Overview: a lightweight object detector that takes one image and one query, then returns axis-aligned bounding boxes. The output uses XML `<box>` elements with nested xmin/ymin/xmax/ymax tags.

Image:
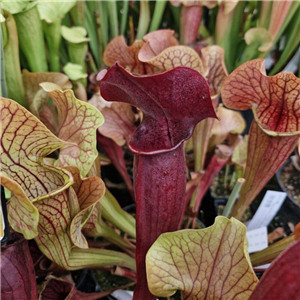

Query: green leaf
<box><xmin>68</xmin><ymin>247</ymin><xmax>136</xmax><ymax>271</ymax></box>
<box><xmin>0</xmin><ymin>14</ymin><xmax>5</xmax><ymax>22</ymax></box>
<box><xmin>1</xmin><ymin>1</ymin><xmax>30</xmax><ymax>14</ymax></box>
<box><xmin>239</xmin><ymin>27</ymin><xmax>273</xmax><ymax>65</ymax></box>
<box><xmin>61</xmin><ymin>25</ymin><xmax>90</xmax><ymax>85</ymax></box>
<box><xmin>36</xmin><ymin>1</ymin><xmax>76</xmax><ymax>23</ymax></box>
<box><xmin>2</xmin><ymin>10</ymin><xmax>26</xmax><ymax>106</ymax></box>
<box><xmin>63</xmin><ymin>63</ymin><xmax>87</xmax><ymax>81</ymax></box>
<box><xmin>83</xmin><ymin>2</ymin><xmax>100</xmax><ymax>68</ymax></box>
<box><xmin>146</xmin><ymin>216</ymin><xmax>258</xmax><ymax>299</ymax></box>
<box><xmin>250</xmin><ymin>234</ymin><xmax>296</xmax><ymax>267</ymax></box>
<box><xmin>269</xmin><ymin>5</ymin><xmax>300</xmax><ymax>75</ymax></box>
<box><xmin>106</xmin><ymin>0</ymin><xmax>119</xmax><ymax>38</ymax></box>
<box><xmin>83</xmin><ymin>201</ymin><xmax>135</xmax><ymax>251</ymax></box>
<box><xmin>61</xmin><ymin>25</ymin><xmax>90</xmax><ymax>43</ymax></box>
<box><xmin>14</xmin><ymin>4</ymin><xmax>48</xmax><ymax>72</ymax></box>
<box><xmin>100</xmin><ymin>190</ymin><xmax>136</xmax><ymax>239</ymax></box>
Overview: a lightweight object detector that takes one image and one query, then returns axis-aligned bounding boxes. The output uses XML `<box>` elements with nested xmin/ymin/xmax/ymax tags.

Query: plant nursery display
<box><xmin>1</xmin><ymin>1</ymin><xmax>300</xmax><ymax>300</ymax></box>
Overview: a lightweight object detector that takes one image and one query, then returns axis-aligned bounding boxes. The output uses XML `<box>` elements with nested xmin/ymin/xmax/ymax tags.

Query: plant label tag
<box><xmin>254</xmin><ymin>263</ymin><xmax>271</xmax><ymax>270</ymax></box>
<box><xmin>246</xmin><ymin>226</ymin><xmax>268</xmax><ymax>253</ymax></box>
<box><xmin>246</xmin><ymin>190</ymin><xmax>287</xmax><ymax>231</ymax></box>
<box><xmin>111</xmin><ymin>290</ymin><xmax>158</xmax><ymax>300</ymax></box>
<box><xmin>111</xmin><ymin>290</ymin><xmax>133</xmax><ymax>300</ymax></box>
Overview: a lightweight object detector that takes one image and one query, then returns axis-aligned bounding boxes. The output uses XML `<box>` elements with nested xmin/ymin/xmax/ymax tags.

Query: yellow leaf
<box><xmin>1</xmin><ymin>97</ymin><xmax>73</xmax><ymax>201</ymax></box>
<box><xmin>23</xmin><ymin>69</ymin><xmax>71</xmax><ymax>116</ymax></box>
<box><xmin>0</xmin><ymin>174</ymin><xmax>39</xmax><ymax>239</ymax></box>
<box><xmin>146</xmin><ymin>216</ymin><xmax>258</xmax><ymax>299</ymax></box>
<box><xmin>65</xmin><ymin>166</ymin><xmax>105</xmax><ymax>249</ymax></box>
<box><xmin>139</xmin><ymin>45</ymin><xmax>206</xmax><ymax>75</ymax></box>
<box><xmin>40</xmin><ymin>84</ymin><xmax>104</xmax><ymax>177</ymax></box>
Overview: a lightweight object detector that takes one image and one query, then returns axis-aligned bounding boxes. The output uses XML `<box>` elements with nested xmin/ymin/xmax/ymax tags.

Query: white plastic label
<box><xmin>111</xmin><ymin>290</ymin><xmax>133</xmax><ymax>300</ymax></box>
<box><xmin>246</xmin><ymin>190</ymin><xmax>287</xmax><ymax>231</ymax></box>
<box><xmin>111</xmin><ymin>290</ymin><xmax>157</xmax><ymax>300</ymax></box>
<box><xmin>254</xmin><ymin>263</ymin><xmax>271</xmax><ymax>270</ymax></box>
<box><xmin>246</xmin><ymin>226</ymin><xmax>268</xmax><ymax>253</ymax></box>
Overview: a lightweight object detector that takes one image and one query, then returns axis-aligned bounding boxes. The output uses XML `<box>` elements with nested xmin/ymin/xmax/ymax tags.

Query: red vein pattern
<box><xmin>201</xmin><ymin>45</ymin><xmax>228</xmax><ymax>97</ymax></box>
<box><xmin>103</xmin><ymin>36</ymin><xmax>156</xmax><ymax>75</ymax></box>
<box><xmin>1</xmin><ymin>98</ymin><xmax>71</xmax><ymax>200</ymax></box>
<box><xmin>1</xmin><ymin>97</ymin><xmax>134</xmax><ymax>272</ymax></box>
<box><xmin>23</xmin><ymin>69</ymin><xmax>71</xmax><ymax>116</ymax></box>
<box><xmin>140</xmin><ymin>29</ymin><xmax>179</xmax><ymax>61</ymax></box>
<box><xmin>221</xmin><ymin>59</ymin><xmax>300</xmax><ymax>219</ymax></box>
<box><xmin>1</xmin><ymin>234</ymin><xmax>38</xmax><ymax>300</ymax></box>
<box><xmin>34</xmin><ymin>191</ymin><xmax>73</xmax><ymax>269</ymax></box>
<box><xmin>140</xmin><ymin>45</ymin><xmax>206</xmax><ymax>75</ymax></box>
<box><xmin>0</xmin><ymin>175</ymin><xmax>39</xmax><ymax>239</ymax></box>
<box><xmin>99</xmin><ymin>62</ymin><xmax>217</xmax><ymax>299</ymax></box>
<box><xmin>231</xmin><ymin>122</ymin><xmax>299</xmax><ymax>219</ymax></box>
<box><xmin>67</xmin><ymin>166</ymin><xmax>105</xmax><ymax>249</ymax></box>
<box><xmin>221</xmin><ymin>59</ymin><xmax>300</xmax><ymax>134</ymax></box>
<box><xmin>97</xmin><ymin>102</ymin><xmax>136</xmax><ymax>146</ymax></box>
<box><xmin>100</xmin><ymin>62</ymin><xmax>216</xmax><ymax>155</ymax></box>
<box><xmin>146</xmin><ymin>217</ymin><xmax>258</xmax><ymax>299</ymax></box>
<box><xmin>41</xmin><ymin>87</ymin><xmax>104</xmax><ymax>177</ymax></box>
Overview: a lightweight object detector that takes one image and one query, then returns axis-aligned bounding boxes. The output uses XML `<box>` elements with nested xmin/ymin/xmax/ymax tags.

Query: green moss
<box><xmin>95</xmin><ymin>269</ymin><xmax>135</xmax><ymax>291</ymax></box>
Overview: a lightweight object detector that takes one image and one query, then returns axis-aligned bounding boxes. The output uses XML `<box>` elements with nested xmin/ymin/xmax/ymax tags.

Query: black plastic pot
<box><xmin>198</xmin><ymin>189</ymin><xmax>218</xmax><ymax>227</ymax></box>
<box><xmin>1</xmin><ymin>185</ymin><xmax>10</xmax><ymax>243</ymax></box>
<box><xmin>75</xmin><ymin>269</ymin><xmax>116</xmax><ymax>300</ymax></box>
<box><xmin>101</xmin><ymin>164</ymin><xmax>134</xmax><ymax>208</ymax></box>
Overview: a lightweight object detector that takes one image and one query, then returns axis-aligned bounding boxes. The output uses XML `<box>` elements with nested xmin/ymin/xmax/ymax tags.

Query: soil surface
<box><xmin>278</xmin><ymin>159</ymin><xmax>300</xmax><ymax>206</ymax></box>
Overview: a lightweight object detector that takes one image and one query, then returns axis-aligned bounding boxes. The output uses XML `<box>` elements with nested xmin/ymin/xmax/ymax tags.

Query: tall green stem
<box><xmin>14</xmin><ymin>4</ymin><xmax>48</xmax><ymax>72</ymax></box>
<box><xmin>169</xmin><ymin>2</ymin><xmax>181</xmax><ymax>34</ymax></box>
<box><xmin>107</xmin><ymin>0</ymin><xmax>119</xmax><ymax>38</ymax></box>
<box><xmin>257</xmin><ymin>1</ymin><xmax>272</xmax><ymax>28</ymax></box>
<box><xmin>219</xmin><ymin>1</ymin><xmax>246</xmax><ymax>72</ymax></box>
<box><xmin>43</xmin><ymin>20</ymin><xmax>61</xmax><ymax>72</ymax></box>
<box><xmin>96</xmin><ymin>1</ymin><xmax>108</xmax><ymax>52</ymax></box>
<box><xmin>120</xmin><ymin>0</ymin><xmax>129</xmax><ymax>35</ymax></box>
<box><xmin>95</xmin><ymin>12</ymin><xmax>103</xmax><ymax>68</ymax></box>
<box><xmin>269</xmin><ymin>5</ymin><xmax>300</xmax><ymax>75</ymax></box>
<box><xmin>1</xmin><ymin>24</ymin><xmax>7</xmax><ymax>98</ymax></box>
<box><xmin>0</xmin><ymin>25</ymin><xmax>9</xmax><ymax>242</ymax></box>
<box><xmin>70</xmin><ymin>1</ymin><xmax>85</xmax><ymax>26</ymax></box>
<box><xmin>84</xmin><ymin>2</ymin><xmax>100</xmax><ymax>68</ymax></box>
<box><xmin>136</xmin><ymin>0</ymin><xmax>150</xmax><ymax>39</ymax></box>
<box><xmin>222</xmin><ymin>178</ymin><xmax>245</xmax><ymax>218</ymax></box>
<box><xmin>263</xmin><ymin>1</ymin><xmax>300</xmax><ymax>65</ymax></box>
<box><xmin>149</xmin><ymin>1</ymin><xmax>167</xmax><ymax>32</ymax></box>
<box><xmin>2</xmin><ymin>10</ymin><xmax>26</xmax><ymax>106</ymax></box>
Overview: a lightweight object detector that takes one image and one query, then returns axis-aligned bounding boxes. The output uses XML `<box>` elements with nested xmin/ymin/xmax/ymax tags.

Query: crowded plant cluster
<box><xmin>1</xmin><ymin>1</ymin><xmax>300</xmax><ymax>300</ymax></box>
